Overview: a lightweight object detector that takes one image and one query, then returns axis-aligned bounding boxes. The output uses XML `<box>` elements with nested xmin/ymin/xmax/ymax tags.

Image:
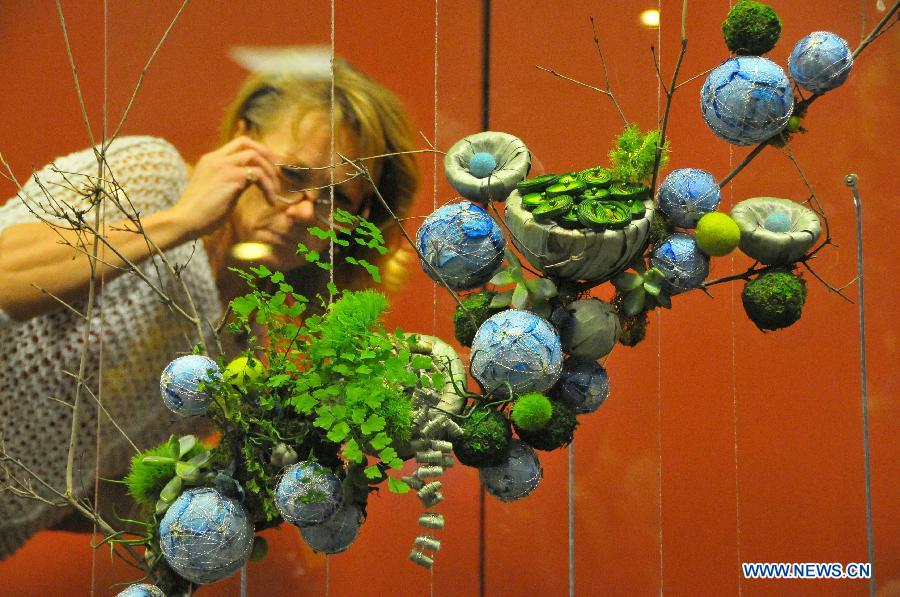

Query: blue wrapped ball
<box><xmin>469</xmin><ymin>151</ymin><xmax>498</xmax><ymax>178</ymax></box>
<box><xmin>479</xmin><ymin>439</ymin><xmax>543</xmax><ymax>502</ymax></box>
<box><xmin>159</xmin><ymin>355</ymin><xmax>220</xmax><ymax>417</ymax></box>
<box><xmin>158</xmin><ymin>488</ymin><xmax>254</xmax><ymax>585</ymax></box>
<box><xmin>275</xmin><ymin>462</ymin><xmax>343</xmax><ymax>528</ymax></box>
<box><xmin>470</xmin><ymin>309</ymin><xmax>563</xmax><ymax>396</ymax></box>
<box><xmin>763</xmin><ymin>211</ymin><xmax>791</xmax><ymax>233</ymax></box>
<box><xmin>701</xmin><ymin>57</ymin><xmax>794</xmax><ymax>146</ymax></box>
<box><xmin>300</xmin><ymin>503</ymin><xmax>364</xmax><ymax>554</ymax></box>
<box><xmin>650</xmin><ymin>233</ymin><xmax>710</xmax><ymax>294</ymax></box>
<box><xmin>116</xmin><ymin>584</ymin><xmax>165</xmax><ymax>597</ymax></box>
<box><xmin>552</xmin><ymin>358</ymin><xmax>610</xmax><ymax>415</ymax></box>
<box><xmin>658</xmin><ymin>169</ymin><xmax>722</xmax><ymax>228</ymax></box>
<box><xmin>788</xmin><ymin>31</ymin><xmax>853</xmax><ymax>94</ymax></box>
<box><xmin>417</xmin><ymin>201</ymin><xmax>506</xmax><ymax>290</ymax></box>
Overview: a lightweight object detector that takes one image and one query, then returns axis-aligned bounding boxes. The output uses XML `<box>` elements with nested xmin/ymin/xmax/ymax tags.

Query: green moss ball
<box><xmin>649</xmin><ymin>211</ymin><xmax>676</xmax><ymax>249</ymax></box>
<box><xmin>454</xmin><ymin>291</ymin><xmax>503</xmax><ymax>347</ymax></box>
<box><xmin>452</xmin><ymin>409</ymin><xmax>512</xmax><ymax>467</ymax></box>
<box><xmin>516</xmin><ymin>399</ymin><xmax>578</xmax><ymax>451</ymax></box>
<box><xmin>722</xmin><ymin>0</ymin><xmax>782</xmax><ymax>55</ymax></box>
<box><xmin>696</xmin><ymin>212</ymin><xmax>741</xmax><ymax>257</ymax></box>
<box><xmin>741</xmin><ymin>270</ymin><xmax>807</xmax><ymax>331</ymax></box>
<box><xmin>511</xmin><ymin>392</ymin><xmax>553</xmax><ymax>431</ymax></box>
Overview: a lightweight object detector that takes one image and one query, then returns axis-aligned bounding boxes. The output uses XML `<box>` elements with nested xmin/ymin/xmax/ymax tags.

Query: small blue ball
<box><xmin>701</xmin><ymin>56</ymin><xmax>794</xmax><ymax>146</ymax></box>
<box><xmin>159</xmin><ymin>355</ymin><xmax>220</xmax><ymax>417</ymax></box>
<box><xmin>417</xmin><ymin>201</ymin><xmax>506</xmax><ymax>290</ymax></box>
<box><xmin>553</xmin><ymin>358</ymin><xmax>610</xmax><ymax>415</ymax></box>
<box><xmin>469</xmin><ymin>151</ymin><xmax>498</xmax><ymax>178</ymax></box>
<box><xmin>158</xmin><ymin>488</ymin><xmax>254</xmax><ymax>585</ymax></box>
<box><xmin>789</xmin><ymin>31</ymin><xmax>853</xmax><ymax>94</ymax></box>
<box><xmin>300</xmin><ymin>503</ymin><xmax>364</xmax><ymax>554</ymax></box>
<box><xmin>658</xmin><ymin>169</ymin><xmax>722</xmax><ymax>228</ymax></box>
<box><xmin>479</xmin><ymin>439</ymin><xmax>543</xmax><ymax>502</ymax></box>
<box><xmin>275</xmin><ymin>462</ymin><xmax>343</xmax><ymax>528</ymax></box>
<box><xmin>763</xmin><ymin>211</ymin><xmax>791</xmax><ymax>233</ymax></box>
<box><xmin>650</xmin><ymin>233</ymin><xmax>710</xmax><ymax>294</ymax></box>
<box><xmin>470</xmin><ymin>309</ymin><xmax>563</xmax><ymax>395</ymax></box>
<box><xmin>116</xmin><ymin>584</ymin><xmax>165</xmax><ymax>597</ymax></box>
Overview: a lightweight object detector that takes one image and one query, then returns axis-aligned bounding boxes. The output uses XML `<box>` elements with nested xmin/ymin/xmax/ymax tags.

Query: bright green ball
<box><xmin>722</xmin><ymin>0</ymin><xmax>782</xmax><ymax>56</ymax></box>
<box><xmin>741</xmin><ymin>270</ymin><xmax>807</xmax><ymax>331</ymax></box>
<box><xmin>452</xmin><ymin>409</ymin><xmax>512</xmax><ymax>467</ymax></box>
<box><xmin>516</xmin><ymin>399</ymin><xmax>577</xmax><ymax>451</ymax></box>
<box><xmin>696</xmin><ymin>212</ymin><xmax>741</xmax><ymax>256</ymax></box>
<box><xmin>511</xmin><ymin>392</ymin><xmax>553</xmax><ymax>432</ymax></box>
<box><xmin>223</xmin><ymin>356</ymin><xmax>264</xmax><ymax>386</ymax></box>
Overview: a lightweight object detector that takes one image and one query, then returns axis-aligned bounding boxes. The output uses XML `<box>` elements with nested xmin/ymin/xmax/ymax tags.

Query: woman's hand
<box><xmin>172</xmin><ymin>136</ymin><xmax>279</xmax><ymax>237</ymax></box>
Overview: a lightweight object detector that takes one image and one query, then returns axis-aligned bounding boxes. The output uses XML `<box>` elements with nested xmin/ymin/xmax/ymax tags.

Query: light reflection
<box><xmin>640</xmin><ymin>9</ymin><xmax>660</xmax><ymax>28</ymax></box>
<box><xmin>231</xmin><ymin>242</ymin><xmax>274</xmax><ymax>261</ymax></box>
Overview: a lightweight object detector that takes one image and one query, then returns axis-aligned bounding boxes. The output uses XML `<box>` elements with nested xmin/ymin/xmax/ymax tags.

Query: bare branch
<box><xmin>590</xmin><ymin>16</ymin><xmax>629</xmax><ymax>125</ymax></box>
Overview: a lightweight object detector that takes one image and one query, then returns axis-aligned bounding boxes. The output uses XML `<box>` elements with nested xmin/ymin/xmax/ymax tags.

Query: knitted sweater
<box><xmin>0</xmin><ymin>137</ymin><xmax>223</xmax><ymax>558</ymax></box>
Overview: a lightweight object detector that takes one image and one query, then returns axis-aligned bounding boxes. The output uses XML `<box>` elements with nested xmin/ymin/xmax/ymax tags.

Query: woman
<box><xmin>0</xmin><ymin>61</ymin><xmax>419</xmax><ymax>558</ymax></box>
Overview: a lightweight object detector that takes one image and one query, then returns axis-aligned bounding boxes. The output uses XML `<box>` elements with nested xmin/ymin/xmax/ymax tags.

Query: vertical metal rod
<box><xmin>845</xmin><ymin>173</ymin><xmax>876</xmax><ymax>597</ymax></box>
<box><xmin>479</xmin><ymin>2</ymin><xmax>491</xmax><ymax>595</ymax></box>
<box><xmin>568</xmin><ymin>441</ymin><xmax>575</xmax><ymax>597</ymax></box>
<box><xmin>240</xmin><ymin>564</ymin><xmax>247</xmax><ymax>597</ymax></box>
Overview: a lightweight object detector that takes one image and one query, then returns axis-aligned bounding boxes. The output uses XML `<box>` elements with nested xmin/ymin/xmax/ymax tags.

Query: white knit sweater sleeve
<box><xmin>0</xmin><ymin>136</ymin><xmax>189</xmax><ymax>326</ymax></box>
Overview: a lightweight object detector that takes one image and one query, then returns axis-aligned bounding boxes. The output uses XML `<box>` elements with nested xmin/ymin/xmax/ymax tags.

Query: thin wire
<box><xmin>655</xmin><ymin>3</ymin><xmax>664</xmax><ymax>596</ymax></box>
<box><xmin>328</xmin><ymin>0</ymin><xmax>336</xmax><ymax>301</ymax></box>
<box><xmin>91</xmin><ymin>2</ymin><xmax>110</xmax><ymax>593</ymax></box>
<box><xmin>240</xmin><ymin>564</ymin><xmax>248</xmax><ymax>597</ymax></box>
<box><xmin>430</xmin><ymin>4</ymin><xmax>439</xmax><ymax>594</ymax></box>
<box><xmin>729</xmin><ymin>139</ymin><xmax>744</xmax><ymax>597</ymax></box>
<box><xmin>325</xmin><ymin>554</ymin><xmax>331</xmax><ymax>596</ymax></box>
<box><xmin>847</xmin><ymin>174</ymin><xmax>876</xmax><ymax>597</ymax></box>
<box><xmin>567</xmin><ymin>441</ymin><xmax>575</xmax><ymax>597</ymax></box>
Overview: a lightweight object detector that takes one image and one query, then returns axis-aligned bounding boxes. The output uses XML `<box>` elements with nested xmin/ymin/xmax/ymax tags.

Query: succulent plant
<box><xmin>125</xmin><ymin>435</ymin><xmax>213</xmax><ymax>515</ymax></box>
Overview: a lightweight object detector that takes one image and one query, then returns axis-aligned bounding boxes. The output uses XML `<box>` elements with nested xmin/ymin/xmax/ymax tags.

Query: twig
<box><xmin>109</xmin><ymin>0</ymin><xmax>191</xmax><ymax>144</ymax></box>
<box><xmin>589</xmin><ymin>16</ymin><xmax>629</xmax><ymax>125</ymax></box>
<box><xmin>649</xmin><ymin>0</ymin><xmax>689</xmax><ymax>198</ymax></box>
<box><xmin>31</xmin><ymin>284</ymin><xmax>87</xmax><ymax>320</ymax></box>
<box><xmin>674</xmin><ymin>67</ymin><xmax>713</xmax><ymax>90</ymax></box>
<box><xmin>55</xmin><ymin>0</ymin><xmax>95</xmax><ymax>147</ymax></box>
<box><xmin>535</xmin><ymin>65</ymin><xmax>616</xmax><ymax>98</ymax></box>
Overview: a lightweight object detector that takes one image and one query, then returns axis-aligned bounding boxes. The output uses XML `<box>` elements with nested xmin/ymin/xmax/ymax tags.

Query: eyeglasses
<box><xmin>272</xmin><ymin>164</ymin><xmax>365</xmax><ymax>225</ymax></box>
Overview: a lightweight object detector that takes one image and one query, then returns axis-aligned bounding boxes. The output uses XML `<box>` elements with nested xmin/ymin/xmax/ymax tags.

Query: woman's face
<box><xmin>229</xmin><ymin>110</ymin><xmax>370</xmax><ymax>270</ymax></box>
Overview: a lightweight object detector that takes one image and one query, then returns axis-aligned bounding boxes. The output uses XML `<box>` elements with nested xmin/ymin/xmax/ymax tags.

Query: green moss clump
<box><xmin>648</xmin><ymin>212</ymin><xmax>675</xmax><ymax>249</ymax></box>
<box><xmin>741</xmin><ymin>270</ymin><xmax>807</xmax><ymax>331</ymax></box>
<box><xmin>609</xmin><ymin>124</ymin><xmax>669</xmax><ymax>184</ymax></box>
<box><xmin>124</xmin><ymin>437</ymin><xmax>208</xmax><ymax>510</ymax></box>
<box><xmin>618</xmin><ymin>308</ymin><xmax>649</xmax><ymax>347</ymax></box>
<box><xmin>516</xmin><ymin>399</ymin><xmax>578</xmax><ymax>451</ymax></box>
<box><xmin>454</xmin><ymin>291</ymin><xmax>503</xmax><ymax>347</ymax></box>
<box><xmin>511</xmin><ymin>393</ymin><xmax>553</xmax><ymax>432</ymax></box>
<box><xmin>722</xmin><ymin>0</ymin><xmax>782</xmax><ymax>55</ymax></box>
<box><xmin>452</xmin><ymin>409</ymin><xmax>512</xmax><ymax>467</ymax></box>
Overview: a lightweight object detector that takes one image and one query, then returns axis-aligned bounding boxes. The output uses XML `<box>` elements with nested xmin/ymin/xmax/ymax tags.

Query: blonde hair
<box><xmin>220</xmin><ymin>61</ymin><xmax>420</xmax><ymax>292</ymax></box>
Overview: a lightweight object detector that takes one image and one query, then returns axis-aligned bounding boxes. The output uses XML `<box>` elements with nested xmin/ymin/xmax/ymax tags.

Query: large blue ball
<box><xmin>553</xmin><ymin>358</ymin><xmax>610</xmax><ymax>415</ymax></box>
<box><xmin>650</xmin><ymin>233</ymin><xmax>710</xmax><ymax>294</ymax></box>
<box><xmin>160</xmin><ymin>355</ymin><xmax>220</xmax><ymax>417</ymax></box>
<box><xmin>470</xmin><ymin>309</ymin><xmax>563</xmax><ymax>396</ymax></box>
<box><xmin>658</xmin><ymin>169</ymin><xmax>722</xmax><ymax>228</ymax></box>
<box><xmin>158</xmin><ymin>488</ymin><xmax>254</xmax><ymax>585</ymax></box>
<box><xmin>788</xmin><ymin>31</ymin><xmax>853</xmax><ymax>94</ymax></box>
<box><xmin>275</xmin><ymin>462</ymin><xmax>343</xmax><ymax>528</ymax></box>
<box><xmin>701</xmin><ymin>57</ymin><xmax>794</xmax><ymax>146</ymax></box>
<box><xmin>417</xmin><ymin>201</ymin><xmax>506</xmax><ymax>290</ymax></box>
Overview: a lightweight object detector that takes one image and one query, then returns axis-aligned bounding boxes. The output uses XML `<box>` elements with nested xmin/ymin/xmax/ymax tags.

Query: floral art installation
<box><xmin>88</xmin><ymin>2</ymin><xmax>890</xmax><ymax>592</ymax></box>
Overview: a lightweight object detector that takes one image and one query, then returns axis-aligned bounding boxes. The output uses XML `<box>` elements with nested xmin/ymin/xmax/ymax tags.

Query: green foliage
<box><xmin>124</xmin><ymin>435</ymin><xmax>211</xmax><ymax>512</ymax></box>
<box><xmin>452</xmin><ymin>409</ymin><xmax>512</xmax><ymax>468</ymax></box>
<box><xmin>741</xmin><ymin>270</ymin><xmax>807</xmax><ymax>331</ymax></box>
<box><xmin>722</xmin><ymin>0</ymin><xmax>782</xmax><ymax>56</ymax></box>
<box><xmin>488</xmin><ymin>248</ymin><xmax>557</xmax><ymax>319</ymax></box>
<box><xmin>516</xmin><ymin>399</ymin><xmax>578</xmax><ymax>451</ymax></box>
<box><xmin>510</xmin><ymin>393</ymin><xmax>553</xmax><ymax>432</ymax></box>
<box><xmin>207</xmin><ymin>209</ymin><xmax>428</xmax><ymax>521</ymax></box>
<box><xmin>608</xmin><ymin>124</ymin><xmax>669</xmax><ymax>184</ymax></box>
<box><xmin>612</xmin><ymin>267</ymin><xmax>672</xmax><ymax>315</ymax></box>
